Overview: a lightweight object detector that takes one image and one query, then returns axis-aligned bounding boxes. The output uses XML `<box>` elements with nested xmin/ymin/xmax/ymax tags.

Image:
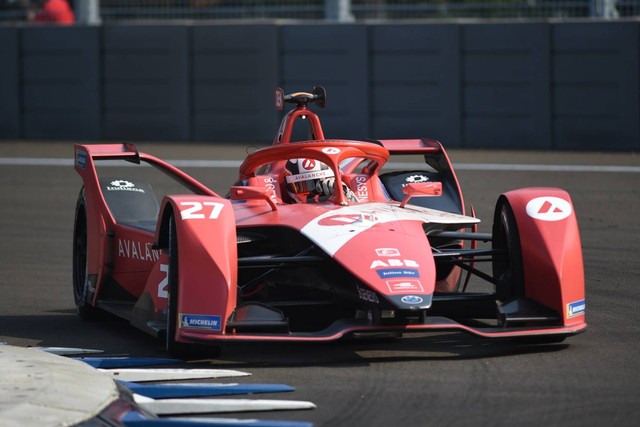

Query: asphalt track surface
<box><xmin>1</xmin><ymin>141</ymin><xmax>639</xmax><ymax>427</ymax></box>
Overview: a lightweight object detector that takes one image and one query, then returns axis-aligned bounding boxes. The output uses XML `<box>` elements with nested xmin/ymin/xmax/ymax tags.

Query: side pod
<box><xmin>156</xmin><ymin>196</ymin><xmax>238</xmax><ymax>341</ymax></box>
<box><xmin>502</xmin><ymin>188</ymin><xmax>586</xmax><ymax>328</ymax></box>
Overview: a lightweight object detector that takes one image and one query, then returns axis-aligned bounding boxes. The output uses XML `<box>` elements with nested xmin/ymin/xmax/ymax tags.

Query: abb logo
<box><xmin>370</xmin><ymin>259</ymin><xmax>419</xmax><ymax>269</ymax></box>
<box><xmin>525</xmin><ymin>197</ymin><xmax>572</xmax><ymax>222</ymax></box>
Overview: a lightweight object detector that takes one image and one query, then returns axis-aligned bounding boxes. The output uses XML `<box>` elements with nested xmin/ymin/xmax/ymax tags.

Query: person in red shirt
<box><xmin>33</xmin><ymin>0</ymin><xmax>75</xmax><ymax>24</ymax></box>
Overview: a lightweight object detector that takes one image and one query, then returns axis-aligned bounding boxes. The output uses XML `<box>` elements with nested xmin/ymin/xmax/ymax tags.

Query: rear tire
<box><xmin>72</xmin><ymin>189</ymin><xmax>98</xmax><ymax>319</ymax></box>
<box><xmin>492</xmin><ymin>197</ymin><xmax>525</xmax><ymax>302</ymax></box>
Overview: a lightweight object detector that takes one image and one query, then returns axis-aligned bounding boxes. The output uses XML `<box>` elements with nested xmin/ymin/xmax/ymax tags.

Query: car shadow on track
<box><xmin>0</xmin><ymin>311</ymin><xmax>570</xmax><ymax>366</ymax></box>
<box><xmin>194</xmin><ymin>333</ymin><xmax>570</xmax><ymax>368</ymax></box>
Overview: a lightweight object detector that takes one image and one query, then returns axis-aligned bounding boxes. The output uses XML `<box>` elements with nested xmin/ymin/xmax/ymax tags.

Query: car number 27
<box><xmin>179</xmin><ymin>201</ymin><xmax>224</xmax><ymax>220</ymax></box>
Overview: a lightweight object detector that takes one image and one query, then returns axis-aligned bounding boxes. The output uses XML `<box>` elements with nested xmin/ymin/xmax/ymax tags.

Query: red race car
<box><xmin>73</xmin><ymin>87</ymin><xmax>586</xmax><ymax>357</ymax></box>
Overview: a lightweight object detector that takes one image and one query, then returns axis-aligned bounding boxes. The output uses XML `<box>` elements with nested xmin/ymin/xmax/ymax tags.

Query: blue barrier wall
<box><xmin>1</xmin><ymin>21</ymin><xmax>638</xmax><ymax>150</ymax></box>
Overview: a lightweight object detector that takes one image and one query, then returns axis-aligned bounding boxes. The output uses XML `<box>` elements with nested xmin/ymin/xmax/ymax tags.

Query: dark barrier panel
<box><xmin>192</xmin><ymin>25</ymin><xmax>278</xmax><ymax>142</ymax></box>
<box><xmin>0</xmin><ymin>28</ymin><xmax>19</xmax><ymax>138</ymax></box>
<box><xmin>461</xmin><ymin>23</ymin><xmax>551</xmax><ymax>149</ymax></box>
<box><xmin>22</xmin><ymin>27</ymin><xmax>100</xmax><ymax>140</ymax></box>
<box><xmin>553</xmin><ymin>22</ymin><xmax>639</xmax><ymax>150</ymax></box>
<box><xmin>370</xmin><ymin>24</ymin><xmax>461</xmax><ymax>146</ymax></box>
<box><xmin>281</xmin><ymin>24</ymin><xmax>368</xmax><ymax>140</ymax></box>
<box><xmin>103</xmin><ymin>26</ymin><xmax>189</xmax><ymax>141</ymax></box>
<box><xmin>5</xmin><ymin>21</ymin><xmax>639</xmax><ymax>150</ymax></box>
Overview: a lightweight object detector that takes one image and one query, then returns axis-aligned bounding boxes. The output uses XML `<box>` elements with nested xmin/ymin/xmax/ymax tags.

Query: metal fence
<box><xmin>0</xmin><ymin>0</ymin><xmax>637</xmax><ymax>23</ymax></box>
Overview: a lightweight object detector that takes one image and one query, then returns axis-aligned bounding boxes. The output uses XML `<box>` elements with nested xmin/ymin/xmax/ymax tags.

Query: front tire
<box><xmin>491</xmin><ymin>197</ymin><xmax>525</xmax><ymax>302</ymax></box>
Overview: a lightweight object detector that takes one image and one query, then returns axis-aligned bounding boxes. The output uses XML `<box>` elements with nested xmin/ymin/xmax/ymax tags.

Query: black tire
<box><xmin>166</xmin><ymin>215</ymin><xmax>221</xmax><ymax>359</ymax></box>
<box><xmin>491</xmin><ymin>197</ymin><xmax>525</xmax><ymax>302</ymax></box>
<box><xmin>72</xmin><ymin>188</ymin><xmax>98</xmax><ymax>319</ymax></box>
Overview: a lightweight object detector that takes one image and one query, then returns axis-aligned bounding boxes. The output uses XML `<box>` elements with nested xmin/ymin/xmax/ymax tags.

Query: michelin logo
<box><xmin>180</xmin><ymin>314</ymin><xmax>221</xmax><ymax>331</ymax></box>
<box><xmin>567</xmin><ymin>299</ymin><xmax>585</xmax><ymax>318</ymax></box>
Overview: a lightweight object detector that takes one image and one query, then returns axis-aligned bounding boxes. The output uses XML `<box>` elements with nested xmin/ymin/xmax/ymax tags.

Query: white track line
<box><xmin>0</xmin><ymin>157</ymin><xmax>638</xmax><ymax>173</ymax></box>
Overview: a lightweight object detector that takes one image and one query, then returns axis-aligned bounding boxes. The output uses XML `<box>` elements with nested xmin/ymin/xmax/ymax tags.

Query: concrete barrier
<box><xmin>2</xmin><ymin>21</ymin><xmax>638</xmax><ymax>150</ymax></box>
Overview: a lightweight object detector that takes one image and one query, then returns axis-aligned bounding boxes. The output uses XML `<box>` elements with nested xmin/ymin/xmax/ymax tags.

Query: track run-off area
<box><xmin>1</xmin><ymin>141</ymin><xmax>639</xmax><ymax>426</ymax></box>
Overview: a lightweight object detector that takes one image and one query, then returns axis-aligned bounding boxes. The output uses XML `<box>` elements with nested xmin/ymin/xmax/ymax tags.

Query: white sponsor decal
<box><xmin>300</xmin><ymin>203</ymin><xmax>479</xmax><ymax>256</ymax></box>
<box><xmin>321</xmin><ymin>147</ymin><xmax>341</xmax><ymax>154</ymax></box>
<box><xmin>285</xmin><ymin>169</ymin><xmax>333</xmax><ymax>184</ymax></box>
<box><xmin>375</xmin><ymin>248</ymin><xmax>400</xmax><ymax>257</ymax></box>
<box><xmin>179</xmin><ymin>201</ymin><xmax>224</xmax><ymax>220</ymax></box>
<box><xmin>387</xmin><ymin>280</ymin><xmax>424</xmax><ymax>294</ymax></box>
<box><xmin>405</xmin><ymin>175</ymin><xmax>429</xmax><ymax>183</ymax></box>
<box><xmin>157</xmin><ymin>264</ymin><xmax>169</xmax><ymax>298</ymax></box>
<box><xmin>118</xmin><ymin>239</ymin><xmax>160</xmax><ymax>262</ymax></box>
<box><xmin>107</xmin><ymin>180</ymin><xmax>145</xmax><ymax>193</ymax></box>
<box><xmin>354</xmin><ymin>175</ymin><xmax>368</xmax><ymax>200</ymax></box>
<box><xmin>370</xmin><ymin>259</ymin><xmax>419</xmax><ymax>269</ymax></box>
<box><xmin>525</xmin><ymin>196</ymin><xmax>572</xmax><ymax>222</ymax></box>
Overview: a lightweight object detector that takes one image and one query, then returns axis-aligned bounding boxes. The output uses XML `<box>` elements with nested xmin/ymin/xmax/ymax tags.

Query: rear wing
<box><xmin>74</xmin><ymin>143</ymin><xmax>219</xmax><ymax>198</ymax></box>
<box><xmin>373</xmin><ymin>138</ymin><xmax>467</xmax><ymax>216</ymax></box>
<box><xmin>373</xmin><ymin>138</ymin><xmax>442</xmax><ymax>155</ymax></box>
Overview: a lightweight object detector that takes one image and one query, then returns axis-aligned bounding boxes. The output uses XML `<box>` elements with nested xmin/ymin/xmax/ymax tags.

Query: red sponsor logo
<box><xmin>386</xmin><ymin>279</ymin><xmax>424</xmax><ymax>294</ymax></box>
<box><xmin>318</xmin><ymin>213</ymin><xmax>375</xmax><ymax>226</ymax></box>
<box><xmin>525</xmin><ymin>196</ymin><xmax>572</xmax><ymax>222</ymax></box>
<box><xmin>301</xmin><ymin>159</ymin><xmax>317</xmax><ymax>171</ymax></box>
<box><xmin>375</xmin><ymin>248</ymin><xmax>400</xmax><ymax>257</ymax></box>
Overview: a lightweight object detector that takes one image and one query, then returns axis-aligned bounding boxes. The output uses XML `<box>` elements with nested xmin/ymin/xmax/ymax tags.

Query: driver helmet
<box><xmin>285</xmin><ymin>158</ymin><xmax>334</xmax><ymax>198</ymax></box>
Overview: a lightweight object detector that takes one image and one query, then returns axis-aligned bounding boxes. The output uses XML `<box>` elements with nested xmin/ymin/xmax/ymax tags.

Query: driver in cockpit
<box><xmin>284</xmin><ymin>158</ymin><xmax>358</xmax><ymax>203</ymax></box>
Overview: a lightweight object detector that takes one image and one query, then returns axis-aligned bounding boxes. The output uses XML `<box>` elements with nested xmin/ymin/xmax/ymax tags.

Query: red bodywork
<box><xmin>73</xmin><ymin>89</ymin><xmax>586</xmax><ymax>350</ymax></box>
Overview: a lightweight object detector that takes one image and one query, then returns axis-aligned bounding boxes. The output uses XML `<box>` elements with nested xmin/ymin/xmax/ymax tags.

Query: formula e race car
<box><xmin>73</xmin><ymin>87</ymin><xmax>586</xmax><ymax>357</ymax></box>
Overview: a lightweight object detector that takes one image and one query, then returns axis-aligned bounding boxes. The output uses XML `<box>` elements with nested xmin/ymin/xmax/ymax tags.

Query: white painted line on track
<box><xmin>1</xmin><ymin>157</ymin><xmax>638</xmax><ymax>173</ymax></box>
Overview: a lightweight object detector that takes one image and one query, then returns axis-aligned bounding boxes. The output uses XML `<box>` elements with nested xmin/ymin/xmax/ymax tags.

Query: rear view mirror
<box><xmin>400</xmin><ymin>182</ymin><xmax>442</xmax><ymax>208</ymax></box>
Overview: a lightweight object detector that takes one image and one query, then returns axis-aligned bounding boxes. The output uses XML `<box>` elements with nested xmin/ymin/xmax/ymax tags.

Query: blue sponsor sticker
<box><xmin>376</xmin><ymin>268</ymin><xmax>420</xmax><ymax>279</ymax></box>
<box><xmin>401</xmin><ymin>295</ymin><xmax>424</xmax><ymax>305</ymax></box>
<box><xmin>180</xmin><ymin>314</ymin><xmax>221</xmax><ymax>331</ymax></box>
<box><xmin>567</xmin><ymin>299</ymin><xmax>585</xmax><ymax>318</ymax></box>
<box><xmin>75</xmin><ymin>150</ymin><xmax>87</xmax><ymax>169</ymax></box>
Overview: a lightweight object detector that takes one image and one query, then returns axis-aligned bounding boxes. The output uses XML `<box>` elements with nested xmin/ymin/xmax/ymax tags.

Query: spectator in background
<box><xmin>33</xmin><ymin>0</ymin><xmax>74</xmax><ymax>24</ymax></box>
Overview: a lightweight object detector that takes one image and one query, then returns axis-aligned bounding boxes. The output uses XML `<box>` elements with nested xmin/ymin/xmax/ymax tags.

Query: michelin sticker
<box><xmin>567</xmin><ymin>299</ymin><xmax>585</xmax><ymax>318</ymax></box>
<box><xmin>180</xmin><ymin>314</ymin><xmax>221</xmax><ymax>331</ymax></box>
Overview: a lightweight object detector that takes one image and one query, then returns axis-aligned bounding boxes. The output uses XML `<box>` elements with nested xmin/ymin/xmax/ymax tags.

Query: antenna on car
<box><xmin>274</xmin><ymin>86</ymin><xmax>326</xmax><ymax>110</ymax></box>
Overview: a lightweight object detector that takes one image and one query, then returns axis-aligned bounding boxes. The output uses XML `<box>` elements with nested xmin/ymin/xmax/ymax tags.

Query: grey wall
<box><xmin>281</xmin><ymin>24</ymin><xmax>369</xmax><ymax>140</ymax></box>
<box><xmin>192</xmin><ymin>25</ymin><xmax>278</xmax><ymax>142</ymax></box>
<box><xmin>22</xmin><ymin>27</ymin><xmax>101</xmax><ymax>139</ymax></box>
<box><xmin>1</xmin><ymin>21</ymin><xmax>638</xmax><ymax>150</ymax></box>
<box><xmin>103</xmin><ymin>26</ymin><xmax>189</xmax><ymax>141</ymax></box>
<box><xmin>0</xmin><ymin>28</ymin><xmax>19</xmax><ymax>138</ymax></box>
<box><xmin>552</xmin><ymin>22</ymin><xmax>639</xmax><ymax>150</ymax></box>
<box><xmin>461</xmin><ymin>23</ymin><xmax>551</xmax><ymax>149</ymax></box>
<box><xmin>370</xmin><ymin>24</ymin><xmax>461</xmax><ymax>146</ymax></box>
